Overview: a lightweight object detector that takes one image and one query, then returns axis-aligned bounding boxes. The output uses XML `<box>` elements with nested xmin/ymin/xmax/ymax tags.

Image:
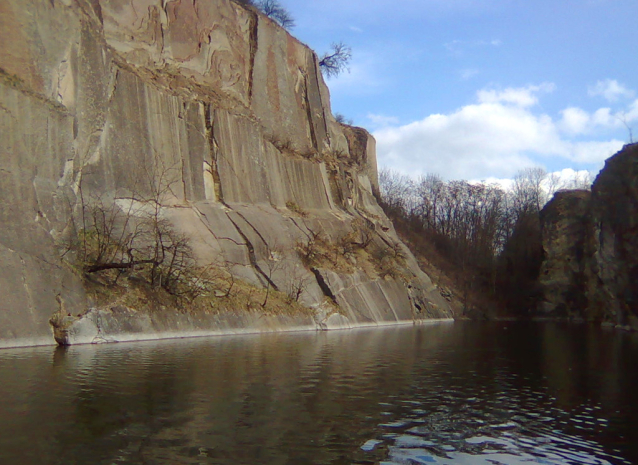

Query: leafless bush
<box><xmin>351</xmin><ymin>219</ymin><xmax>375</xmax><ymax>249</ymax></box>
<box><xmin>319</xmin><ymin>42</ymin><xmax>352</xmax><ymax>78</ymax></box>
<box><xmin>258</xmin><ymin>0</ymin><xmax>295</xmax><ymax>29</ymax></box>
<box><xmin>370</xmin><ymin>245</ymin><xmax>399</xmax><ymax>279</ymax></box>
<box><xmin>286</xmin><ymin>200</ymin><xmax>308</xmax><ymax>217</ymax></box>
<box><xmin>78</xmin><ymin>197</ymin><xmax>197</xmax><ymax>295</ymax></box>
<box><xmin>261</xmin><ymin>244</ymin><xmax>284</xmax><ymax>308</ymax></box>
<box><xmin>336</xmin><ymin>233</ymin><xmax>355</xmax><ymax>257</ymax></box>
<box><xmin>71</xmin><ymin>160</ymin><xmax>206</xmax><ymax>298</ymax></box>
<box><xmin>335</xmin><ymin>113</ymin><xmax>354</xmax><ymax>125</ymax></box>
<box><xmin>296</xmin><ymin>229</ymin><xmax>324</xmax><ymax>267</ymax></box>
<box><xmin>266</xmin><ymin>133</ymin><xmax>297</xmax><ymax>153</ymax></box>
<box><xmin>286</xmin><ymin>265</ymin><xmax>309</xmax><ymax>303</ymax></box>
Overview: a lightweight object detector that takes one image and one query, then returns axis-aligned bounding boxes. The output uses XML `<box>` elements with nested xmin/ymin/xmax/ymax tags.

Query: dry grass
<box><xmin>285</xmin><ymin>200</ymin><xmax>308</xmax><ymax>217</ymax></box>
<box><xmin>81</xmin><ymin>264</ymin><xmax>314</xmax><ymax>319</ymax></box>
<box><xmin>295</xmin><ymin>221</ymin><xmax>409</xmax><ymax>281</ymax></box>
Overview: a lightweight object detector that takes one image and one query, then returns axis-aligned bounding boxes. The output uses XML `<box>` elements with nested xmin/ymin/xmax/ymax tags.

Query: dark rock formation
<box><xmin>539</xmin><ymin>143</ymin><xmax>638</xmax><ymax>329</ymax></box>
<box><xmin>538</xmin><ymin>190</ymin><xmax>597</xmax><ymax>318</ymax></box>
<box><xmin>591</xmin><ymin>143</ymin><xmax>638</xmax><ymax>328</ymax></box>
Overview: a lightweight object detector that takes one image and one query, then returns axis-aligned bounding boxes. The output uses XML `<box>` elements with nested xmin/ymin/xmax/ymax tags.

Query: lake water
<box><xmin>0</xmin><ymin>322</ymin><xmax>637</xmax><ymax>465</ymax></box>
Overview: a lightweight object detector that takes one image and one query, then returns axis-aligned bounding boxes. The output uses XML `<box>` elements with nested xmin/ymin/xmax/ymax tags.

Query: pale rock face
<box><xmin>0</xmin><ymin>0</ymin><xmax>453</xmax><ymax>347</ymax></box>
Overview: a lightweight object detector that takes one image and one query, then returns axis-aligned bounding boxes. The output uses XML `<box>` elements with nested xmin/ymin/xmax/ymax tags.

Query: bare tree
<box><xmin>617</xmin><ymin>111</ymin><xmax>635</xmax><ymax>143</ymax></box>
<box><xmin>258</xmin><ymin>0</ymin><xmax>295</xmax><ymax>29</ymax></box>
<box><xmin>319</xmin><ymin>42</ymin><xmax>352</xmax><ymax>78</ymax></box>
<box><xmin>565</xmin><ymin>171</ymin><xmax>593</xmax><ymax>190</ymax></box>
<box><xmin>71</xmin><ymin>157</ymin><xmax>205</xmax><ymax>297</ymax></box>
<box><xmin>286</xmin><ymin>265</ymin><xmax>309</xmax><ymax>303</ymax></box>
<box><xmin>379</xmin><ymin>167</ymin><xmax>414</xmax><ymax>215</ymax></box>
<box><xmin>512</xmin><ymin>167</ymin><xmax>548</xmax><ymax>215</ymax></box>
<box><xmin>334</xmin><ymin>113</ymin><xmax>354</xmax><ymax>125</ymax></box>
<box><xmin>261</xmin><ymin>244</ymin><xmax>284</xmax><ymax>308</ymax></box>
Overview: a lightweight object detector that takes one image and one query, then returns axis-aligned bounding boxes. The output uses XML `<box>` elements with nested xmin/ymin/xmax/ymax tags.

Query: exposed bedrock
<box><xmin>0</xmin><ymin>0</ymin><xmax>452</xmax><ymax>347</ymax></box>
<box><xmin>538</xmin><ymin>143</ymin><xmax>638</xmax><ymax>330</ymax></box>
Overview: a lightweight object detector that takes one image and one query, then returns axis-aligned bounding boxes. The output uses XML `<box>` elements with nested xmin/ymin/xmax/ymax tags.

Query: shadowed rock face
<box><xmin>591</xmin><ymin>143</ymin><xmax>638</xmax><ymax>328</ymax></box>
<box><xmin>0</xmin><ymin>0</ymin><xmax>453</xmax><ymax>347</ymax></box>
<box><xmin>539</xmin><ymin>143</ymin><xmax>638</xmax><ymax>329</ymax></box>
<box><xmin>538</xmin><ymin>190</ymin><xmax>598</xmax><ymax>319</ymax></box>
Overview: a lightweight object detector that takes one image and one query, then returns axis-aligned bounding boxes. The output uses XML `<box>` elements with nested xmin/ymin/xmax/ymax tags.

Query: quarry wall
<box><xmin>0</xmin><ymin>0</ymin><xmax>453</xmax><ymax>348</ymax></box>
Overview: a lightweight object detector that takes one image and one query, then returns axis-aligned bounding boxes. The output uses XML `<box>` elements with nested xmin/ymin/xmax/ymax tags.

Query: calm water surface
<box><xmin>1</xmin><ymin>322</ymin><xmax>637</xmax><ymax>465</ymax></box>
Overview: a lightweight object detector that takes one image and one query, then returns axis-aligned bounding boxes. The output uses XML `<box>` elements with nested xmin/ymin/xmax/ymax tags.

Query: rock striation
<box><xmin>538</xmin><ymin>143</ymin><xmax>638</xmax><ymax>329</ymax></box>
<box><xmin>0</xmin><ymin>0</ymin><xmax>453</xmax><ymax>348</ymax></box>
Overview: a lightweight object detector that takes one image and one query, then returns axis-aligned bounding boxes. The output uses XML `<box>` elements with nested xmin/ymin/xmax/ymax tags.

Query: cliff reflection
<box><xmin>0</xmin><ymin>322</ymin><xmax>636</xmax><ymax>465</ymax></box>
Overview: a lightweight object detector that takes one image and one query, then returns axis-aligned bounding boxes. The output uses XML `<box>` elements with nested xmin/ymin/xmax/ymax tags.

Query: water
<box><xmin>0</xmin><ymin>322</ymin><xmax>637</xmax><ymax>465</ymax></box>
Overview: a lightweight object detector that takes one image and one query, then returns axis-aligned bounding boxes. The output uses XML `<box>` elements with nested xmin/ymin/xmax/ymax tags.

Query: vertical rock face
<box><xmin>590</xmin><ymin>143</ymin><xmax>638</xmax><ymax>328</ymax></box>
<box><xmin>0</xmin><ymin>0</ymin><xmax>453</xmax><ymax>347</ymax></box>
<box><xmin>539</xmin><ymin>143</ymin><xmax>638</xmax><ymax>329</ymax></box>
<box><xmin>538</xmin><ymin>191</ymin><xmax>597</xmax><ymax>318</ymax></box>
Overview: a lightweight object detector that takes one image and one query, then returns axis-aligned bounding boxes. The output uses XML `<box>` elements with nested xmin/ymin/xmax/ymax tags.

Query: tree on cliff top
<box><xmin>258</xmin><ymin>0</ymin><xmax>295</xmax><ymax>29</ymax></box>
<box><xmin>319</xmin><ymin>42</ymin><xmax>352</xmax><ymax>78</ymax></box>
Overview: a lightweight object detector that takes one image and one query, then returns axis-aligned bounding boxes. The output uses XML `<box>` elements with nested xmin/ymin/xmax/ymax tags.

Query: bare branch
<box><xmin>258</xmin><ymin>0</ymin><xmax>295</xmax><ymax>29</ymax></box>
<box><xmin>319</xmin><ymin>42</ymin><xmax>352</xmax><ymax>78</ymax></box>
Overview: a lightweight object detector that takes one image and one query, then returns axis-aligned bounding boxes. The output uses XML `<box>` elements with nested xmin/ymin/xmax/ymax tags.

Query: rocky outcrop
<box><xmin>591</xmin><ymin>143</ymin><xmax>638</xmax><ymax>328</ymax></box>
<box><xmin>538</xmin><ymin>190</ymin><xmax>599</xmax><ymax>319</ymax></box>
<box><xmin>538</xmin><ymin>143</ymin><xmax>638</xmax><ymax>329</ymax></box>
<box><xmin>0</xmin><ymin>0</ymin><xmax>453</xmax><ymax>348</ymax></box>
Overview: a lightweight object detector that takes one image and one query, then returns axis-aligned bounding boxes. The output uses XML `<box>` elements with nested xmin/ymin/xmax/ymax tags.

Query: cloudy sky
<box><xmin>283</xmin><ymin>0</ymin><xmax>638</xmax><ymax>183</ymax></box>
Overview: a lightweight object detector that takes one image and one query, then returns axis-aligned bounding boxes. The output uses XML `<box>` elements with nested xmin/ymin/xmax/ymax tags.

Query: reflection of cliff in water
<box><xmin>0</xmin><ymin>322</ymin><xmax>637</xmax><ymax>464</ymax></box>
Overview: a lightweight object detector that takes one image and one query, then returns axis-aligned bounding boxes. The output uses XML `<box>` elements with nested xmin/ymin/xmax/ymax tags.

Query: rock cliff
<box><xmin>538</xmin><ymin>143</ymin><xmax>638</xmax><ymax>329</ymax></box>
<box><xmin>0</xmin><ymin>0</ymin><xmax>453</xmax><ymax>348</ymax></box>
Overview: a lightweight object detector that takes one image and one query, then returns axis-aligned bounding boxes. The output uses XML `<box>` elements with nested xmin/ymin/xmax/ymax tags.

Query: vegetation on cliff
<box><xmin>379</xmin><ymin>167</ymin><xmax>592</xmax><ymax>317</ymax></box>
<box><xmin>0</xmin><ymin>0</ymin><xmax>448</xmax><ymax>347</ymax></box>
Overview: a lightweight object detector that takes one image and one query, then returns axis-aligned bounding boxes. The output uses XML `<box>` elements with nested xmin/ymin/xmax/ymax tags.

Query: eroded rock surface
<box><xmin>0</xmin><ymin>0</ymin><xmax>453</xmax><ymax>347</ymax></box>
<box><xmin>539</xmin><ymin>143</ymin><xmax>638</xmax><ymax>329</ymax></box>
<box><xmin>538</xmin><ymin>190</ymin><xmax>597</xmax><ymax>318</ymax></box>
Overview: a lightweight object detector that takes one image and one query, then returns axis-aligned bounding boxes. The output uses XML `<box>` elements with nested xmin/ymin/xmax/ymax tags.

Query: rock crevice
<box><xmin>0</xmin><ymin>0</ymin><xmax>453</xmax><ymax>347</ymax></box>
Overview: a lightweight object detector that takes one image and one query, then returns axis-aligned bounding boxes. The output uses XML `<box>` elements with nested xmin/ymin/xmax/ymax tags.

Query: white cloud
<box><xmin>471</xmin><ymin>177</ymin><xmax>515</xmax><ymax>190</ymax></box>
<box><xmin>588</xmin><ymin>79</ymin><xmax>635</xmax><ymax>102</ymax></box>
<box><xmin>549</xmin><ymin>168</ymin><xmax>595</xmax><ymax>188</ymax></box>
<box><xmin>568</xmin><ymin>140</ymin><xmax>624</xmax><ymax>164</ymax></box>
<box><xmin>470</xmin><ymin>168</ymin><xmax>597</xmax><ymax>195</ymax></box>
<box><xmin>625</xmin><ymin>98</ymin><xmax>638</xmax><ymax>121</ymax></box>
<box><xmin>591</xmin><ymin>107</ymin><xmax>614</xmax><ymax>126</ymax></box>
<box><xmin>477</xmin><ymin>83</ymin><xmax>555</xmax><ymax>108</ymax></box>
<box><xmin>374</xmin><ymin>103</ymin><xmax>554</xmax><ymax>180</ymax></box>
<box><xmin>558</xmin><ymin>99</ymin><xmax>638</xmax><ymax>136</ymax></box>
<box><xmin>373</xmin><ymin>84</ymin><xmax>627</xmax><ymax>181</ymax></box>
<box><xmin>559</xmin><ymin>107</ymin><xmax>591</xmax><ymax>135</ymax></box>
<box><xmin>474</xmin><ymin>168</ymin><xmax>595</xmax><ymax>193</ymax></box>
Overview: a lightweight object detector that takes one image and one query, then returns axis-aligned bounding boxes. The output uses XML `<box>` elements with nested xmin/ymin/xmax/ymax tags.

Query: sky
<box><xmin>282</xmin><ymin>0</ymin><xmax>638</xmax><ymax>185</ymax></box>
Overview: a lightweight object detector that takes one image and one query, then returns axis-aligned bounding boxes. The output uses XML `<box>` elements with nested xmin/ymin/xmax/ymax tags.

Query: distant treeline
<box><xmin>378</xmin><ymin>167</ymin><xmax>591</xmax><ymax>315</ymax></box>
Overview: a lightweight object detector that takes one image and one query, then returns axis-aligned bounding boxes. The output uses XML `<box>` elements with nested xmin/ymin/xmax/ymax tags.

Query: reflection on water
<box><xmin>0</xmin><ymin>322</ymin><xmax>637</xmax><ymax>465</ymax></box>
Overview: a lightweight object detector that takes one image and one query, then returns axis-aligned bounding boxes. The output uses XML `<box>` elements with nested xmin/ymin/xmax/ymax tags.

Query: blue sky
<box><xmin>283</xmin><ymin>0</ymin><xmax>638</xmax><ymax>183</ymax></box>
